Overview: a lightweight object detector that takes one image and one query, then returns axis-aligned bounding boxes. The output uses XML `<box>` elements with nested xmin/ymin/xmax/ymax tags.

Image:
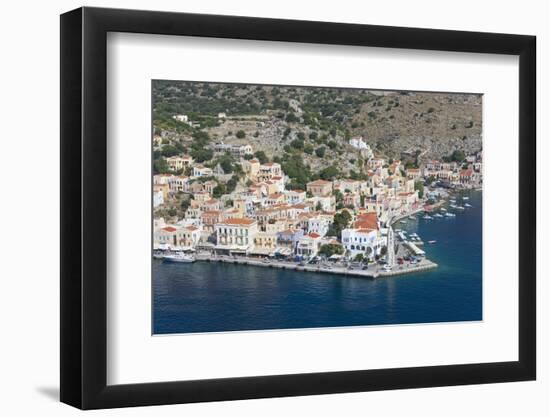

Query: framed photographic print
<box><xmin>60</xmin><ymin>6</ymin><xmax>536</xmax><ymax>409</ymax></box>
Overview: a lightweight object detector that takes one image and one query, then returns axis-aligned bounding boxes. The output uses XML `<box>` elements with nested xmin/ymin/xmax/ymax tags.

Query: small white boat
<box><xmin>408</xmin><ymin>216</ymin><xmax>415</xmax><ymax>220</ymax></box>
<box><xmin>400</xmin><ymin>220</ymin><xmax>407</xmax><ymax>224</ymax></box>
<box><xmin>163</xmin><ymin>253</ymin><xmax>196</xmax><ymax>263</ymax></box>
<box><xmin>450</xmin><ymin>204</ymin><xmax>458</xmax><ymax>209</ymax></box>
<box><xmin>440</xmin><ymin>208</ymin><xmax>447</xmax><ymax>212</ymax></box>
<box><xmin>445</xmin><ymin>212</ymin><xmax>456</xmax><ymax>218</ymax></box>
<box><xmin>464</xmin><ymin>203</ymin><xmax>472</xmax><ymax>207</ymax></box>
<box><xmin>455</xmin><ymin>206</ymin><xmax>465</xmax><ymax>210</ymax></box>
<box><xmin>422</xmin><ymin>215</ymin><xmax>433</xmax><ymax>220</ymax></box>
<box><xmin>428</xmin><ymin>240</ymin><xmax>437</xmax><ymax>244</ymax></box>
<box><xmin>462</xmin><ymin>196</ymin><xmax>469</xmax><ymax>200</ymax></box>
<box><xmin>433</xmin><ymin>213</ymin><xmax>443</xmax><ymax>218</ymax></box>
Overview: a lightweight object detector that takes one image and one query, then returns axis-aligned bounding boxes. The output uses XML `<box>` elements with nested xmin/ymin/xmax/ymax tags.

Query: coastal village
<box><xmin>153</xmin><ymin>125</ymin><xmax>482</xmax><ymax>276</ymax></box>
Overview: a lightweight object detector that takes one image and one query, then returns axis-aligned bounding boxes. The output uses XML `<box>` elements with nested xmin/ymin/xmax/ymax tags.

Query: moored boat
<box><xmin>163</xmin><ymin>253</ymin><xmax>196</xmax><ymax>263</ymax></box>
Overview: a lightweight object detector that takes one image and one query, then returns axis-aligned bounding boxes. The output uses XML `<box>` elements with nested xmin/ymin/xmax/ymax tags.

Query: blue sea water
<box><xmin>153</xmin><ymin>191</ymin><xmax>482</xmax><ymax>334</ymax></box>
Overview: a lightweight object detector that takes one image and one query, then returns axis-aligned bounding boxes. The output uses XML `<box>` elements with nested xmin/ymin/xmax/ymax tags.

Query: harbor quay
<box><xmin>194</xmin><ymin>248</ymin><xmax>438</xmax><ymax>279</ymax></box>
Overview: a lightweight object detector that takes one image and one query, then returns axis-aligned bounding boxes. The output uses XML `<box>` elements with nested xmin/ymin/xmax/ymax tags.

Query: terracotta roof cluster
<box><xmin>354</xmin><ymin>212</ymin><xmax>378</xmax><ymax>230</ymax></box>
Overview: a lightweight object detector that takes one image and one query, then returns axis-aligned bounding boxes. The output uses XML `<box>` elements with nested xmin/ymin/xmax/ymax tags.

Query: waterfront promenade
<box><xmin>194</xmin><ymin>252</ymin><xmax>437</xmax><ymax>278</ymax></box>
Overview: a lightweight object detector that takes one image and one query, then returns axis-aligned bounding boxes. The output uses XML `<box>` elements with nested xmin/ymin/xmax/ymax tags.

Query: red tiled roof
<box><xmin>162</xmin><ymin>226</ymin><xmax>177</xmax><ymax>232</ymax></box>
<box><xmin>220</xmin><ymin>218</ymin><xmax>256</xmax><ymax>226</ymax></box>
<box><xmin>354</xmin><ymin>212</ymin><xmax>378</xmax><ymax>230</ymax></box>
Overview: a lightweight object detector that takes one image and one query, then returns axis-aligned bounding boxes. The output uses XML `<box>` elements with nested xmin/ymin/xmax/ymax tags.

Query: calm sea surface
<box><xmin>153</xmin><ymin>191</ymin><xmax>482</xmax><ymax>334</ymax></box>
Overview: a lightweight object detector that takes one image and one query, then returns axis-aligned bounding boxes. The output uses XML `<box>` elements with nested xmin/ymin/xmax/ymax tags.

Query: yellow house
<box><xmin>250</xmin><ymin>231</ymin><xmax>278</xmax><ymax>256</ymax></box>
<box><xmin>215</xmin><ymin>218</ymin><xmax>258</xmax><ymax>253</ymax></box>
<box><xmin>307</xmin><ymin>179</ymin><xmax>333</xmax><ymax>197</ymax></box>
<box><xmin>166</xmin><ymin>155</ymin><xmax>194</xmax><ymax>171</ymax></box>
<box><xmin>241</xmin><ymin>158</ymin><xmax>260</xmax><ymax>180</ymax></box>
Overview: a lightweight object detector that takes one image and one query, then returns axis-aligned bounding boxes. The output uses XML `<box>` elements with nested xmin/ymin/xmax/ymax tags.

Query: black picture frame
<box><xmin>60</xmin><ymin>6</ymin><xmax>536</xmax><ymax>410</ymax></box>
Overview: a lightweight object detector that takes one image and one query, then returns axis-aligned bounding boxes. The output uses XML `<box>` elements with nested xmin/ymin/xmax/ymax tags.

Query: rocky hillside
<box><xmin>153</xmin><ymin>81</ymin><xmax>482</xmax><ymax>175</ymax></box>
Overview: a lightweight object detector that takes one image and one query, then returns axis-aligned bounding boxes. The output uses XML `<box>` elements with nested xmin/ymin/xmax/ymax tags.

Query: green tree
<box><xmin>320</xmin><ymin>165</ymin><xmax>339</xmax><ymax>181</ymax></box>
<box><xmin>254</xmin><ymin>150</ymin><xmax>268</xmax><ymax>164</ymax></box>
<box><xmin>450</xmin><ymin>149</ymin><xmax>466</xmax><ymax>162</ymax></box>
<box><xmin>315</xmin><ymin>146</ymin><xmax>326</xmax><ymax>158</ymax></box>
<box><xmin>212</xmin><ymin>183</ymin><xmax>227</xmax><ymax>198</ymax></box>
<box><xmin>353</xmin><ymin>253</ymin><xmax>365</xmax><ymax>262</ymax></box>
<box><xmin>218</xmin><ymin>154</ymin><xmax>234</xmax><ymax>174</ymax></box>
<box><xmin>327</xmin><ymin>210</ymin><xmax>352</xmax><ymax>239</ymax></box>
<box><xmin>236</xmin><ymin>130</ymin><xmax>246</xmax><ymax>139</ymax></box>
<box><xmin>153</xmin><ymin>157</ymin><xmax>170</xmax><ymax>174</ymax></box>
<box><xmin>281</xmin><ymin>154</ymin><xmax>311</xmax><ymax>190</ymax></box>
<box><xmin>414</xmin><ymin>181</ymin><xmax>424</xmax><ymax>199</ymax></box>
<box><xmin>304</xmin><ymin>144</ymin><xmax>314</xmax><ymax>154</ymax></box>
<box><xmin>286</xmin><ymin>113</ymin><xmax>299</xmax><ymax>123</ymax></box>
<box><xmin>226</xmin><ymin>174</ymin><xmax>239</xmax><ymax>193</ymax></box>
<box><xmin>319</xmin><ymin>243</ymin><xmax>344</xmax><ymax>257</ymax></box>
<box><xmin>190</xmin><ymin>148</ymin><xmax>214</xmax><ymax>162</ymax></box>
<box><xmin>160</xmin><ymin>145</ymin><xmax>180</xmax><ymax>158</ymax></box>
<box><xmin>327</xmin><ymin>140</ymin><xmax>337</xmax><ymax>150</ymax></box>
<box><xmin>290</xmin><ymin>139</ymin><xmax>304</xmax><ymax>150</ymax></box>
